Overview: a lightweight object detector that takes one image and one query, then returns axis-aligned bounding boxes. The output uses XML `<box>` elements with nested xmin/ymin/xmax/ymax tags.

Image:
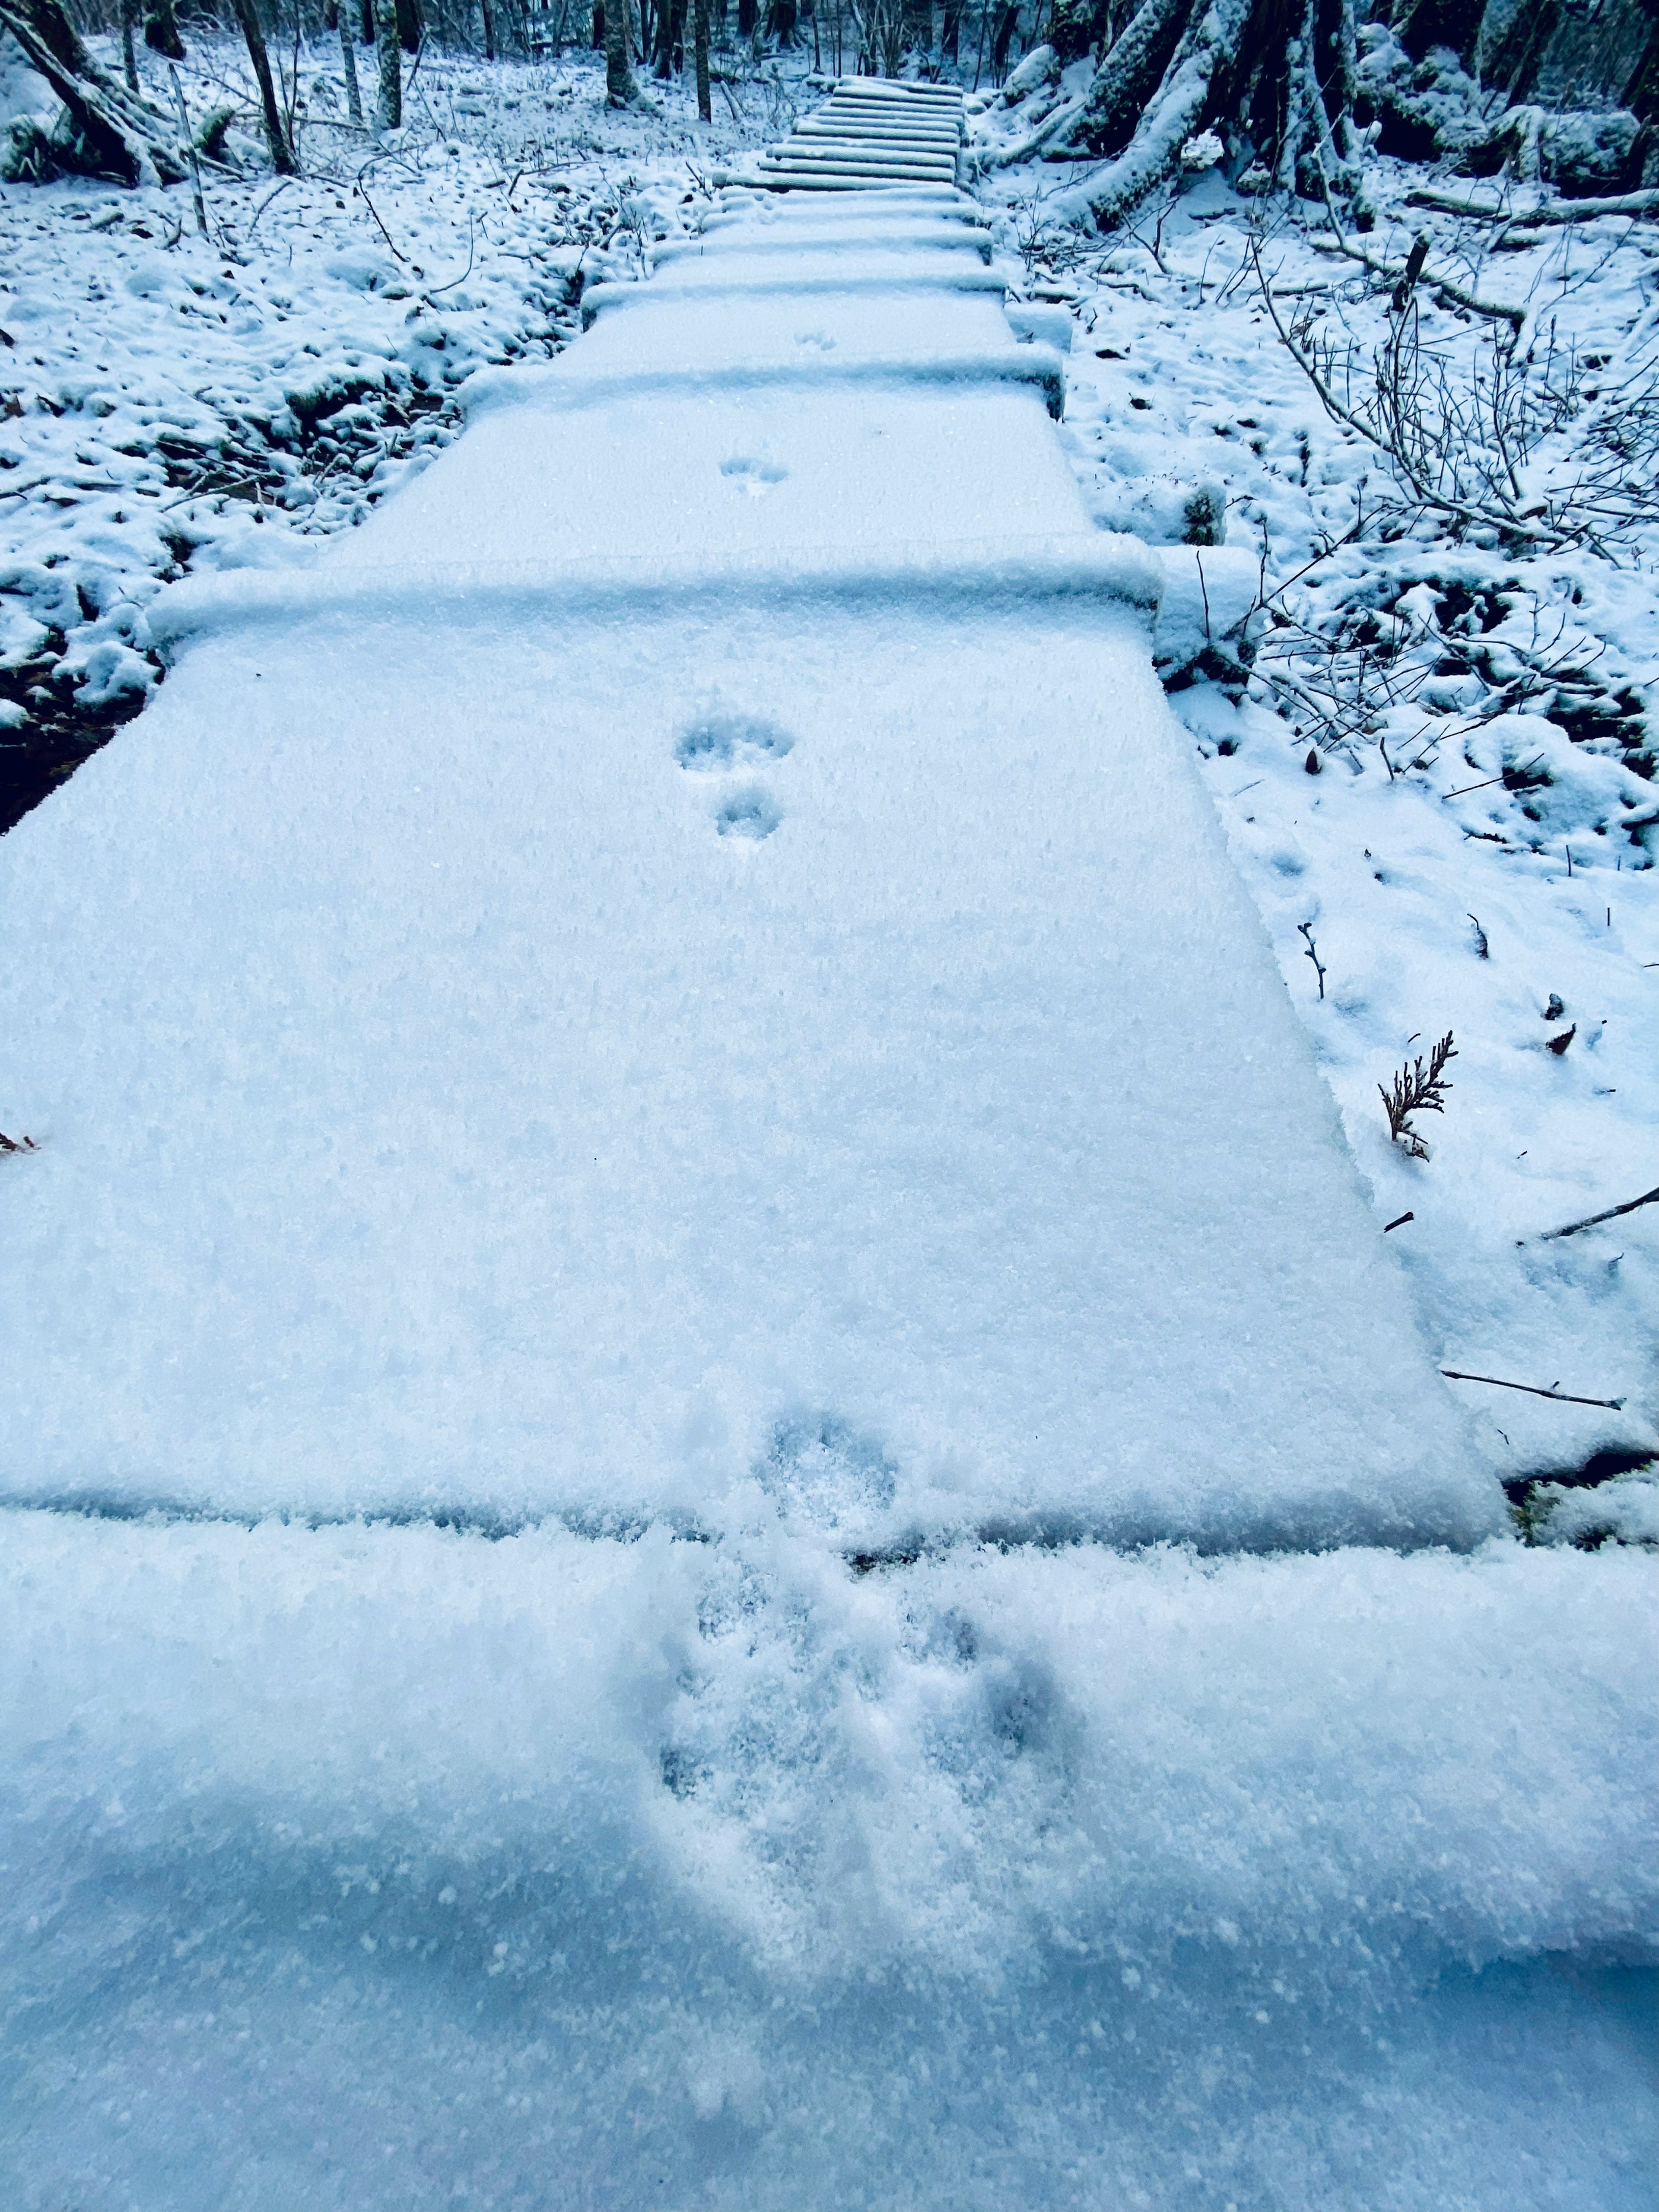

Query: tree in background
<box><xmin>693</xmin><ymin>0</ymin><xmax>710</xmax><ymax>115</ymax></box>
<box><xmin>227</xmin><ymin>0</ymin><xmax>297</xmax><ymax>168</ymax></box>
<box><xmin>1025</xmin><ymin>0</ymin><xmax>1652</xmax><ymax>228</ymax></box>
<box><xmin>372</xmin><ymin>0</ymin><xmax>403</xmax><ymax>123</ymax></box>
<box><xmin>605</xmin><ymin>0</ymin><xmax>636</xmax><ymax>98</ymax></box>
<box><xmin>143</xmin><ymin>0</ymin><xmax>184</xmax><ymax>58</ymax></box>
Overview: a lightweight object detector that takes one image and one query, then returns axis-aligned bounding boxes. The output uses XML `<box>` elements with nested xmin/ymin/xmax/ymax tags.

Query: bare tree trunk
<box><xmin>606</xmin><ymin>0</ymin><xmax>636</xmax><ymax>97</ymax></box>
<box><xmin>339</xmin><ymin>1</ymin><xmax>365</xmax><ymax>118</ymax></box>
<box><xmin>990</xmin><ymin>3</ymin><xmax>1019</xmax><ymax>80</ymax></box>
<box><xmin>395</xmin><ymin>0</ymin><xmax>423</xmax><ymax>54</ymax></box>
<box><xmin>229</xmin><ymin>0</ymin><xmax>299</xmax><ymax>169</ymax></box>
<box><xmin>481</xmin><ymin>0</ymin><xmax>496</xmax><ymax>57</ymax></box>
<box><xmin>144</xmin><ymin>0</ymin><xmax>185</xmax><ymax>58</ymax></box>
<box><xmin>120</xmin><ymin>0</ymin><xmax>139</xmax><ymax>90</ymax></box>
<box><xmin>0</xmin><ymin>0</ymin><xmax>189</xmax><ymax>182</ymax></box>
<box><xmin>374</xmin><ymin>0</ymin><xmax>404</xmax><ymax>125</ymax></box>
<box><xmin>693</xmin><ymin>0</ymin><xmax>711</xmax><ymax>116</ymax></box>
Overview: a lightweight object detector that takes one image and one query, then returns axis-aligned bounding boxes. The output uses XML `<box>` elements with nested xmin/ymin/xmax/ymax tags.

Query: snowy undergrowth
<box><xmin>984</xmin><ymin>154</ymin><xmax>1659</xmax><ymax>1514</ymax></box>
<box><xmin>0</xmin><ymin>36</ymin><xmax>775</xmax><ymax>828</ymax></box>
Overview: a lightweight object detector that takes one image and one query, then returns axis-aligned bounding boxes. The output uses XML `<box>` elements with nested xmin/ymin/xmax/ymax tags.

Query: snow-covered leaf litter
<box><xmin>979</xmin><ymin>140</ymin><xmax>1659</xmax><ymax>1507</ymax></box>
<box><xmin>0</xmin><ymin>38</ymin><xmax>767</xmax><ymax>827</ymax></box>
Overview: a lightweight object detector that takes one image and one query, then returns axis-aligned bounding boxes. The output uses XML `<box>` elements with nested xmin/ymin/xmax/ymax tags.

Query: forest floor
<box><xmin>0</xmin><ymin>33</ymin><xmax>1655</xmax><ymax>1542</ymax></box>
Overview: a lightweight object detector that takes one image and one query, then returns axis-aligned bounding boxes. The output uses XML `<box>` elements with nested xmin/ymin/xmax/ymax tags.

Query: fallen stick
<box><xmin>1406</xmin><ymin>186</ymin><xmax>1659</xmax><ymax>227</ymax></box>
<box><xmin>1303</xmin><ymin>226</ymin><xmax>1524</xmax><ymax>329</ymax></box>
<box><xmin>1441</xmin><ymin>1369</ymin><xmax>1625</xmax><ymax>1410</ymax></box>
<box><xmin>1540</xmin><ymin>1183</ymin><xmax>1659</xmax><ymax>1241</ymax></box>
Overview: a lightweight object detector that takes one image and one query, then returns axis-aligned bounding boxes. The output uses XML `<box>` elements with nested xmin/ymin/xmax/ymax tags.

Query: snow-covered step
<box><xmin>580</xmin><ymin>252</ymin><xmax>1004</xmax><ymax>315</ymax></box>
<box><xmin>464</xmin><ymin>282</ymin><xmax>1068</xmax><ymax>417</ymax></box>
<box><xmin>742</xmin><ymin>78</ymin><xmax>966</xmax><ymax>193</ymax></box>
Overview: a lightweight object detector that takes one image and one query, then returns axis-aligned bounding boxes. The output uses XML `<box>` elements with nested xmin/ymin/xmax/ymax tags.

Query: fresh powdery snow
<box><xmin>0</xmin><ymin>44</ymin><xmax>1654</xmax><ymax>2212</ymax></box>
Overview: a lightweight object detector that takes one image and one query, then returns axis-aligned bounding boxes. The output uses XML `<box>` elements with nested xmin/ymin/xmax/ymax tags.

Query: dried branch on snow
<box><xmin>1380</xmin><ymin>1031</ymin><xmax>1456</xmax><ymax>1159</ymax></box>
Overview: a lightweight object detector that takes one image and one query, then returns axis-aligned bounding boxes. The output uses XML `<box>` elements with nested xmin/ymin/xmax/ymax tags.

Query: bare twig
<box><xmin>246</xmin><ymin>175</ymin><xmax>294</xmax><ymax>240</ymax></box>
<box><xmin>1312</xmin><ymin>180</ymin><xmax>1524</xmax><ymax>330</ymax></box>
<box><xmin>1540</xmin><ymin>1184</ymin><xmax>1659</xmax><ymax>1241</ymax></box>
<box><xmin>1441</xmin><ymin>1369</ymin><xmax>1626</xmax><ymax>1411</ymax></box>
<box><xmin>1297</xmin><ymin>921</ymin><xmax>1327</xmax><ymax>999</ymax></box>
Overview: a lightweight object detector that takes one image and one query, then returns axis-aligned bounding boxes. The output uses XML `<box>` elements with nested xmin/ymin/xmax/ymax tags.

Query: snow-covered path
<box><xmin>0</xmin><ymin>181</ymin><xmax>1498</xmax><ymax>1550</ymax></box>
<box><xmin>0</xmin><ymin>137</ymin><xmax>1651</xmax><ymax>2212</ymax></box>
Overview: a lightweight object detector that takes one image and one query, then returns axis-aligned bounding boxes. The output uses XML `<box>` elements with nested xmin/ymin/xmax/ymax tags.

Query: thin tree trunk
<box><xmin>339</xmin><ymin>2</ymin><xmax>364</xmax><ymax>118</ymax></box>
<box><xmin>605</xmin><ymin>0</ymin><xmax>636</xmax><ymax>98</ymax></box>
<box><xmin>120</xmin><ymin>0</ymin><xmax>139</xmax><ymax>90</ymax></box>
<box><xmin>374</xmin><ymin>0</ymin><xmax>403</xmax><ymax>125</ymax></box>
<box><xmin>990</xmin><ymin>3</ymin><xmax>1018</xmax><ymax>80</ymax></box>
<box><xmin>693</xmin><ymin>0</ymin><xmax>711</xmax><ymax>116</ymax></box>
<box><xmin>229</xmin><ymin>0</ymin><xmax>298</xmax><ymax>169</ymax></box>
<box><xmin>481</xmin><ymin>0</ymin><xmax>496</xmax><ymax>57</ymax></box>
<box><xmin>395</xmin><ymin>0</ymin><xmax>422</xmax><ymax>54</ymax></box>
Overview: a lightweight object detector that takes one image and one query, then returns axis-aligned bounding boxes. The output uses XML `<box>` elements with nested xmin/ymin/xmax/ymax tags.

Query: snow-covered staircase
<box><xmin>0</xmin><ymin>148</ymin><xmax>1647</xmax><ymax>2212</ymax></box>
<box><xmin>750</xmin><ymin>77</ymin><xmax>966</xmax><ymax>191</ymax></box>
<box><xmin>1</xmin><ymin>185</ymin><xmax>1500</xmax><ymax>1553</ymax></box>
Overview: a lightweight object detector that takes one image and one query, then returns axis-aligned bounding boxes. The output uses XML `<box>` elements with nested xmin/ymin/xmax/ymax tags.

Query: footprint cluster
<box><xmin>676</xmin><ymin>711</ymin><xmax>793</xmax><ymax>844</ymax></box>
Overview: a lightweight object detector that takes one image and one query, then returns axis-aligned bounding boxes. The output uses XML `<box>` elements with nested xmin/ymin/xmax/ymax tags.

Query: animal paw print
<box><xmin>677</xmin><ymin>712</ymin><xmax>792</xmax><ymax>843</ymax></box>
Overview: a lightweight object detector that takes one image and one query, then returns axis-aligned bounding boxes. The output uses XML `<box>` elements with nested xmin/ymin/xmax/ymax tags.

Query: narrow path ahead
<box><xmin>0</xmin><ymin>136</ymin><xmax>1498</xmax><ymax>1550</ymax></box>
<box><xmin>0</xmin><ymin>93</ymin><xmax>1647</xmax><ymax>2212</ymax></box>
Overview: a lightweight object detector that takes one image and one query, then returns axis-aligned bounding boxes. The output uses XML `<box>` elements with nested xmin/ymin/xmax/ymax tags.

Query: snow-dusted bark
<box><xmin>373</xmin><ymin>0</ymin><xmax>402</xmax><ymax>129</ymax></box>
<box><xmin>606</xmin><ymin>0</ymin><xmax>638</xmax><ymax>101</ymax></box>
<box><xmin>338</xmin><ymin>3</ymin><xmax>364</xmax><ymax>124</ymax></box>
<box><xmin>1054</xmin><ymin>0</ymin><xmax>1256</xmax><ymax>226</ymax></box>
<box><xmin>1064</xmin><ymin>0</ymin><xmax>1191</xmax><ymax>158</ymax></box>
<box><xmin>692</xmin><ymin>0</ymin><xmax>712</xmax><ymax>122</ymax></box>
<box><xmin>0</xmin><ymin>0</ymin><xmax>188</xmax><ymax>183</ymax></box>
